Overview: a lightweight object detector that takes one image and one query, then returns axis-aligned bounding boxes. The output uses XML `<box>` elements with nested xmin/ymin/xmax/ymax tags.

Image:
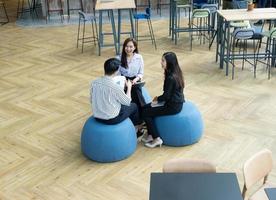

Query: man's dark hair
<box><xmin>104</xmin><ymin>58</ymin><xmax>120</xmax><ymax>75</ymax></box>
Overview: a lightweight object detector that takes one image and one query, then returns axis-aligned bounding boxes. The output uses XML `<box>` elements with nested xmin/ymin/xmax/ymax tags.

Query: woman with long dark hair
<box><xmin>117</xmin><ymin>38</ymin><xmax>146</xmax><ymax>121</ymax></box>
<box><xmin>118</xmin><ymin>37</ymin><xmax>144</xmax><ymax>84</ymax></box>
<box><xmin>141</xmin><ymin>52</ymin><xmax>185</xmax><ymax>148</ymax></box>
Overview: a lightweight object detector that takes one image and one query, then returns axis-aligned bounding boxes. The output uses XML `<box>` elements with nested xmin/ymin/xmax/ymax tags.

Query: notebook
<box><xmin>151</xmin><ymin>101</ymin><xmax>165</xmax><ymax>107</ymax></box>
<box><xmin>133</xmin><ymin>81</ymin><xmax>145</xmax><ymax>88</ymax></box>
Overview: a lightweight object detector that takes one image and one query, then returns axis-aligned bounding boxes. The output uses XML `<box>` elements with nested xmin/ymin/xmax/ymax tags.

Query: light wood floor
<box><xmin>1</xmin><ymin>8</ymin><xmax>276</xmax><ymax>200</ymax></box>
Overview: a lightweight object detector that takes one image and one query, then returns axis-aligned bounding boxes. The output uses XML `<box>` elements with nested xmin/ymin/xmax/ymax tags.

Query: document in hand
<box><xmin>113</xmin><ymin>76</ymin><xmax>126</xmax><ymax>90</ymax></box>
<box><xmin>133</xmin><ymin>81</ymin><xmax>145</xmax><ymax>88</ymax></box>
<box><xmin>151</xmin><ymin>101</ymin><xmax>165</xmax><ymax>107</ymax></box>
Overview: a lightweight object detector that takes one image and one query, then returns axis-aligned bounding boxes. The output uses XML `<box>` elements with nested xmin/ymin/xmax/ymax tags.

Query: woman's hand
<box><xmin>131</xmin><ymin>77</ymin><xmax>140</xmax><ymax>84</ymax></box>
<box><xmin>152</xmin><ymin>96</ymin><xmax>158</xmax><ymax>103</ymax></box>
<box><xmin>126</xmin><ymin>79</ymin><xmax>132</xmax><ymax>89</ymax></box>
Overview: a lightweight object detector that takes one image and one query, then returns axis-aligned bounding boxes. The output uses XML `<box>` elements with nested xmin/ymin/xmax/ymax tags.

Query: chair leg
<box><xmin>82</xmin><ymin>21</ymin><xmax>86</xmax><ymax>53</ymax></box>
<box><xmin>148</xmin><ymin>18</ymin><xmax>157</xmax><ymax>50</ymax></box>
<box><xmin>77</xmin><ymin>18</ymin><xmax>81</xmax><ymax>48</ymax></box>
<box><xmin>93</xmin><ymin>18</ymin><xmax>100</xmax><ymax>56</ymax></box>
<box><xmin>231</xmin><ymin>36</ymin><xmax>235</xmax><ymax>80</ymax></box>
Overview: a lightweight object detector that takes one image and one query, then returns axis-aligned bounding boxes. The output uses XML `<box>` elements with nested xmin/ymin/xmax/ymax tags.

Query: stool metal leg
<box><xmin>82</xmin><ymin>20</ymin><xmax>86</xmax><ymax>53</ymax></box>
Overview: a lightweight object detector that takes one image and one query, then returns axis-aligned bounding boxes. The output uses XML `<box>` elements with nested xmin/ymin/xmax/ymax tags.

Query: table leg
<box><xmin>219</xmin><ymin>18</ymin><xmax>225</xmax><ymax>69</ymax></box>
<box><xmin>99</xmin><ymin>10</ymin><xmax>103</xmax><ymax>50</ymax></box>
<box><xmin>110</xmin><ymin>10</ymin><xmax>118</xmax><ymax>55</ymax></box>
<box><xmin>117</xmin><ymin>9</ymin><xmax>121</xmax><ymax>54</ymax></box>
<box><xmin>129</xmin><ymin>9</ymin><xmax>135</xmax><ymax>38</ymax></box>
<box><xmin>225</xmin><ymin>21</ymin><xmax>230</xmax><ymax>76</ymax></box>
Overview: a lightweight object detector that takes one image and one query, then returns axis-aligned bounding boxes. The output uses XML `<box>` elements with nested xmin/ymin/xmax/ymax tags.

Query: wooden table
<box><xmin>95</xmin><ymin>0</ymin><xmax>136</xmax><ymax>55</ymax></box>
<box><xmin>149</xmin><ymin>172</ymin><xmax>243</xmax><ymax>200</ymax></box>
<box><xmin>265</xmin><ymin>188</ymin><xmax>276</xmax><ymax>200</ymax></box>
<box><xmin>216</xmin><ymin>8</ymin><xmax>276</xmax><ymax>75</ymax></box>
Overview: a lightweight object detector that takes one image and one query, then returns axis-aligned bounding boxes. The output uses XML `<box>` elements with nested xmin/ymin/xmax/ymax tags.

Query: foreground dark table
<box><xmin>265</xmin><ymin>188</ymin><xmax>276</xmax><ymax>200</ymax></box>
<box><xmin>149</xmin><ymin>173</ymin><xmax>243</xmax><ymax>200</ymax></box>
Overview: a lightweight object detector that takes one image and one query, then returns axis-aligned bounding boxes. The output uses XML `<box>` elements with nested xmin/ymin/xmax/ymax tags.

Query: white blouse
<box><xmin>117</xmin><ymin>53</ymin><xmax>144</xmax><ymax>79</ymax></box>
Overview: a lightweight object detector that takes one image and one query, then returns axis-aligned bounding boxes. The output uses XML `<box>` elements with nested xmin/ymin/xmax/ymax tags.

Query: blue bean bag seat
<box><xmin>154</xmin><ymin>101</ymin><xmax>204</xmax><ymax>147</ymax></box>
<box><xmin>81</xmin><ymin>117</ymin><xmax>137</xmax><ymax>163</ymax></box>
<box><xmin>142</xmin><ymin>87</ymin><xmax>152</xmax><ymax>104</ymax></box>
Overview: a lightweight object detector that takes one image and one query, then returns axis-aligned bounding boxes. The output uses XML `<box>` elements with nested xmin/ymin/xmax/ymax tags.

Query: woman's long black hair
<box><xmin>163</xmin><ymin>52</ymin><xmax>185</xmax><ymax>88</ymax></box>
<box><xmin>120</xmin><ymin>38</ymin><xmax>139</xmax><ymax>69</ymax></box>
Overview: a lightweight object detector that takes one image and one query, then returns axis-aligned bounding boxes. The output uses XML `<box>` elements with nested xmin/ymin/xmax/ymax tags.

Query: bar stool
<box><xmin>255</xmin><ymin>28</ymin><xmax>276</xmax><ymax>79</ymax></box>
<box><xmin>45</xmin><ymin>0</ymin><xmax>64</xmax><ymax>23</ymax></box>
<box><xmin>133</xmin><ymin>7</ymin><xmax>157</xmax><ymax>49</ymax></box>
<box><xmin>77</xmin><ymin>11</ymin><xmax>100</xmax><ymax>55</ymax></box>
<box><xmin>17</xmin><ymin>0</ymin><xmax>33</xmax><ymax>19</ymax></box>
<box><xmin>0</xmin><ymin>1</ymin><xmax>9</xmax><ymax>25</ymax></box>
<box><xmin>156</xmin><ymin>0</ymin><xmax>170</xmax><ymax>16</ymax></box>
<box><xmin>67</xmin><ymin>0</ymin><xmax>83</xmax><ymax>20</ymax></box>
<box><xmin>190</xmin><ymin>9</ymin><xmax>211</xmax><ymax>50</ymax></box>
<box><xmin>230</xmin><ymin>28</ymin><xmax>255</xmax><ymax>79</ymax></box>
<box><xmin>176</xmin><ymin>0</ymin><xmax>191</xmax><ymax>31</ymax></box>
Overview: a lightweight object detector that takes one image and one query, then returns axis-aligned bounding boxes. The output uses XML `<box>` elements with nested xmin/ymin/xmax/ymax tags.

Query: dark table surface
<box><xmin>149</xmin><ymin>172</ymin><xmax>243</xmax><ymax>200</ymax></box>
<box><xmin>265</xmin><ymin>188</ymin><xmax>276</xmax><ymax>200</ymax></box>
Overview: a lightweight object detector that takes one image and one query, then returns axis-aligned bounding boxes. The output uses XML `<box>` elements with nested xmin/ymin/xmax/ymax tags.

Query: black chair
<box><xmin>77</xmin><ymin>11</ymin><xmax>100</xmax><ymax>55</ymax></box>
<box><xmin>67</xmin><ymin>0</ymin><xmax>83</xmax><ymax>21</ymax></box>
<box><xmin>17</xmin><ymin>0</ymin><xmax>38</xmax><ymax>19</ymax></box>
<box><xmin>45</xmin><ymin>0</ymin><xmax>64</xmax><ymax>23</ymax></box>
<box><xmin>0</xmin><ymin>1</ymin><xmax>9</xmax><ymax>25</ymax></box>
<box><xmin>156</xmin><ymin>0</ymin><xmax>170</xmax><ymax>16</ymax></box>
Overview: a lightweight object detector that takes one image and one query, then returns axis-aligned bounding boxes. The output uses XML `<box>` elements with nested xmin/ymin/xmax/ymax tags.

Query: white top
<box><xmin>90</xmin><ymin>76</ymin><xmax>131</xmax><ymax>120</ymax></box>
<box><xmin>117</xmin><ymin>53</ymin><xmax>144</xmax><ymax>79</ymax></box>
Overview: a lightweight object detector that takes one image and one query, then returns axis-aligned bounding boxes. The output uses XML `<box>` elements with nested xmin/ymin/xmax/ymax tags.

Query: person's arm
<box><xmin>132</xmin><ymin>55</ymin><xmax>144</xmax><ymax>84</ymax></box>
<box><xmin>115</xmin><ymin>80</ymin><xmax>132</xmax><ymax>106</ymax></box>
<box><xmin>157</xmin><ymin>76</ymin><xmax>175</xmax><ymax>102</ymax></box>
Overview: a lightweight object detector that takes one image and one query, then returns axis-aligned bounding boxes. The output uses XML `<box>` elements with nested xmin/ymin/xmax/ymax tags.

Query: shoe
<box><xmin>141</xmin><ymin>133</ymin><xmax>153</xmax><ymax>143</ymax></box>
<box><xmin>145</xmin><ymin>137</ymin><xmax>163</xmax><ymax>148</ymax></box>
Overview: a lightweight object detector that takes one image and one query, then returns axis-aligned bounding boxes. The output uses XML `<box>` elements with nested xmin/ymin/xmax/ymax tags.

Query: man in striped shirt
<box><xmin>90</xmin><ymin>58</ymin><xmax>140</xmax><ymax>126</ymax></box>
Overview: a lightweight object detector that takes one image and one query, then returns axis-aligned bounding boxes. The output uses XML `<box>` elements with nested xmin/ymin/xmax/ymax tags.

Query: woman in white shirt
<box><xmin>117</xmin><ymin>38</ymin><xmax>146</xmax><ymax>125</ymax></box>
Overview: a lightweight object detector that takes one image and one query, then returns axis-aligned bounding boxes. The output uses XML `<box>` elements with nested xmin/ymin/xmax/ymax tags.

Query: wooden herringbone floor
<box><xmin>1</xmin><ymin>6</ymin><xmax>276</xmax><ymax>200</ymax></box>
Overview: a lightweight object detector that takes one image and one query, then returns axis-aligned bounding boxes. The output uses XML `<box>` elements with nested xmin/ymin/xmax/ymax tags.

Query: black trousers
<box><xmin>125</xmin><ymin>76</ymin><xmax>146</xmax><ymax>118</ymax></box>
<box><xmin>96</xmin><ymin>103</ymin><xmax>140</xmax><ymax>126</ymax></box>
<box><xmin>141</xmin><ymin>103</ymin><xmax>183</xmax><ymax>139</ymax></box>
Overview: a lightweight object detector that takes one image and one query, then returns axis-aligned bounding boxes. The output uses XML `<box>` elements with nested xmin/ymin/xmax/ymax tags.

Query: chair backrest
<box><xmin>232</xmin><ymin>0</ymin><xmax>247</xmax><ymax>9</ymax></box>
<box><xmin>145</xmin><ymin>7</ymin><xmax>151</xmax><ymax>16</ymax></box>
<box><xmin>243</xmin><ymin>149</ymin><xmax>273</xmax><ymax>191</ymax></box>
<box><xmin>78</xmin><ymin>10</ymin><xmax>86</xmax><ymax>18</ymax></box>
<box><xmin>192</xmin><ymin>8</ymin><xmax>210</xmax><ymax>18</ymax></box>
<box><xmin>233</xmin><ymin>28</ymin><xmax>255</xmax><ymax>40</ymax></box>
<box><xmin>201</xmin><ymin>3</ymin><xmax>218</xmax><ymax>13</ymax></box>
<box><xmin>163</xmin><ymin>158</ymin><xmax>216</xmax><ymax>173</ymax></box>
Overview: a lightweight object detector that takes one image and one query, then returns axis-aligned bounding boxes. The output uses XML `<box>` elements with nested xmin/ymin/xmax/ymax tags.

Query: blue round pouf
<box><xmin>141</xmin><ymin>87</ymin><xmax>152</xmax><ymax>104</ymax></box>
<box><xmin>154</xmin><ymin>101</ymin><xmax>204</xmax><ymax>147</ymax></box>
<box><xmin>81</xmin><ymin>117</ymin><xmax>137</xmax><ymax>163</ymax></box>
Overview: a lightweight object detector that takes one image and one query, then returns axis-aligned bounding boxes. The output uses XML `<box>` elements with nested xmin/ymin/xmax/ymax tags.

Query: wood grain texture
<box><xmin>1</xmin><ymin>6</ymin><xmax>276</xmax><ymax>200</ymax></box>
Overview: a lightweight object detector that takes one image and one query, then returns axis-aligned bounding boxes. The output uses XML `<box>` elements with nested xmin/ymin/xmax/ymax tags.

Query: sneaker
<box><xmin>141</xmin><ymin>134</ymin><xmax>153</xmax><ymax>143</ymax></box>
<box><xmin>145</xmin><ymin>137</ymin><xmax>163</xmax><ymax>148</ymax></box>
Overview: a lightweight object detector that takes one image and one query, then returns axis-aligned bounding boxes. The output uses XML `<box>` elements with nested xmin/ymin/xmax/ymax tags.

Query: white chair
<box><xmin>163</xmin><ymin>158</ymin><xmax>216</xmax><ymax>173</ymax></box>
<box><xmin>242</xmin><ymin>149</ymin><xmax>275</xmax><ymax>200</ymax></box>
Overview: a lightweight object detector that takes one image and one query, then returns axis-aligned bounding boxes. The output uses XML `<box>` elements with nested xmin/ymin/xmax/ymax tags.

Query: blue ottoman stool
<box><xmin>81</xmin><ymin>117</ymin><xmax>137</xmax><ymax>163</ymax></box>
<box><xmin>142</xmin><ymin>87</ymin><xmax>152</xmax><ymax>104</ymax></box>
<box><xmin>154</xmin><ymin>101</ymin><xmax>204</xmax><ymax>147</ymax></box>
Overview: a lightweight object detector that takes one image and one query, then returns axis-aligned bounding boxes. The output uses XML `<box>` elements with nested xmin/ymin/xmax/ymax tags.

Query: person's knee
<box><xmin>130</xmin><ymin>102</ymin><xmax>138</xmax><ymax>112</ymax></box>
